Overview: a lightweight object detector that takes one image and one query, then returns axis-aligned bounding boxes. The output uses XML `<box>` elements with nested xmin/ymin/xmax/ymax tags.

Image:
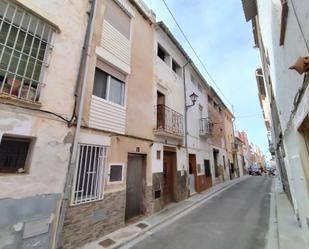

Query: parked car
<box><xmin>248</xmin><ymin>166</ymin><xmax>261</xmax><ymax>176</ymax></box>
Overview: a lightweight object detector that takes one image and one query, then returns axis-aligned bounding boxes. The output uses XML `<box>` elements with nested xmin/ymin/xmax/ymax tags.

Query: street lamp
<box><xmin>186</xmin><ymin>92</ymin><xmax>198</xmax><ymax>109</ymax></box>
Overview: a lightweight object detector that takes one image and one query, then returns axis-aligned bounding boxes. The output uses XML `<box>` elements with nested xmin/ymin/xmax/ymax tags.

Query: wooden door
<box><xmin>125</xmin><ymin>154</ymin><xmax>145</xmax><ymax>220</ymax></box>
<box><xmin>204</xmin><ymin>160</ymin><xmax>212</xmax><ymax>189</ymax></box>
<box><xmin>189</xmin><ymin>154</ymin><xmax>197</xmax><ymax>194</ymax></box>
<box><xmin>163</xmin><ymin>151</ymin><xmax>175</xmax><ymax>204</ymax></box>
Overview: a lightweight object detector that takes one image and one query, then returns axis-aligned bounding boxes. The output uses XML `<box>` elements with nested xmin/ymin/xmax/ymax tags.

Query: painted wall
<box><xmin>0</xmin><ymin>0</ymin><xmax>88</xmax><ymax>248</ymax></box>
<box><xmin>255</xmin><ymin>0</ymin><xmax>309</xmax><ymax>243</ymax></box>
<box><xmin>186</xmin><ymin>65</ymin><xmax>211</xmax><ymax>173</ymax></box>
<box><xmin>154</xmin><ymin>26</ymin><xmax>186</xmax><ymax>116</ymax></box>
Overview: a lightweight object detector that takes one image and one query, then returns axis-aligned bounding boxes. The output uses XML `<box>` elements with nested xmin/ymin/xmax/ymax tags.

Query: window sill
<box><xmin>92</xmin><ymin>95</ymin><xmax>125</xmax><ymax>109</ymax></box>
<box><xmin>0</xmin><ymin>172</ymin><xmax>28</xmax><ymax>176</ymax></box>
<box><xmin>0</xmin><ymin>94</ymin><xmax>41</xmax><ymax>110</ymax></box>
<box><xmin>71</xmin><ymin>196</ymin><xmax>104</xmax><ymax>207</ymax></box>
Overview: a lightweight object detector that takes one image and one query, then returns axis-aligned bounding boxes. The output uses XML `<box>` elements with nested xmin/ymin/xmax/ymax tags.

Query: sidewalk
<box><xmin>266</xmin><ymin>177</ymin><xmax>308</xmax><ymax>249</ymax></box>
<box><xmin>81</xmin><ymin>176</ymin><xmax>250</xmax><ymax>249</ymax></box>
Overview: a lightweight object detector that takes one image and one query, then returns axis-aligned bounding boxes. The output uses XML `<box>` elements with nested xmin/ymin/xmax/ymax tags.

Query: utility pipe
<box><xmin>182</xmin><ymin>61</ymin><xmax>191</xmax><ymax>193</ymax></box>
<box><xmin>55</xmin><ymin>0</ymin><xmax>97</xmax><ymax>247</ymax></box>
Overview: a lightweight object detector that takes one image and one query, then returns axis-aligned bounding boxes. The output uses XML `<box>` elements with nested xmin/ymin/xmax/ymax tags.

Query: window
<box><xmin>105</xmin><ymin>0</ymin><xmax>131</xmax><ymax>39</ymax></box>
<box><xmin>197</xmin><ymin>83</ymin><xmax>202</xmax><ymax>92</ymax></box>
<box><xmin>172</xmin><ymin>59</ymin><xmax>181</xmax><ymax>76</ymax></box>
<box><xmin>157</xmin><ymin>44</ymin><xmax>169</xmax><ymax>63</ymax></box>
<box><xmin>109</xmin><ymin>164</ymin><xmax>123</xmax><ymax>183</ymax></box>
<box><xmin>0</xmin><ymin>135</ymin><xmax>31</xmax><ymax>173</ymax></box>
<box><xmin>72</xmin><ymin>144</ymin><xmax>107</xmax><ymax>205</ymax></box>
<box><xmin>93</xmin><ymin>68</ymin><xmax>125</xmax><ymax>106</ymax></box>
<box><xmin>0</xmin><ymin>0</ymin><xmax>54</xmax><ymax>102</ymax></box>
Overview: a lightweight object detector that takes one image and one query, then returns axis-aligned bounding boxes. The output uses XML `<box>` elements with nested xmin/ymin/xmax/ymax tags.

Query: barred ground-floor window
<box><xmin>72</xmin><ymin>144</ymin><xmax>107</xmax><ymax>205</ymax></box>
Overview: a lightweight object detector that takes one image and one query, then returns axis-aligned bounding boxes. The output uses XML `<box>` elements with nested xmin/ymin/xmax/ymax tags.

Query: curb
<box><xmin>106</xmin><ymin>176</ymin><xmax>250</xmax><ymax>249</ymax></box>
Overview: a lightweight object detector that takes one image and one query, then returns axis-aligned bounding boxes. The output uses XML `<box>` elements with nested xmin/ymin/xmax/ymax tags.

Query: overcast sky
<box><xmin>144</xmin><ymin>0</ymin><xmax>270</xmax><ymax>158</ymax></box>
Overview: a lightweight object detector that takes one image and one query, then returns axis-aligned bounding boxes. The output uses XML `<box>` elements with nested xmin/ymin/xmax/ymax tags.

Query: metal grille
<box><xmin>0</xmin><ymin>0</ymin><xmax>54</xmax><ymax>102</ymax></box>
<box><xmin>156</xmin><ymin>104</ymin><xmax>184</xmax><ymax>136</ymax></box>
<box><xmin>200</xmin><ymin>118</ymin><xmax>213</xmax><ymax>136</ymax></box>
<box><xmin>72</xmin><ymin>144</ymin><xmax>107</xmax><ymax>205</ymax></box>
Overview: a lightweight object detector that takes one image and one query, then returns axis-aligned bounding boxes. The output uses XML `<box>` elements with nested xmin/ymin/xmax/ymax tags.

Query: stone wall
<box><xmin>61</xmin><ymin>191</ymin><xmax>125</xmax><ymax>249</ymax></box>
<box><xmin>152</xmin><ymin>173</ymin><xmax>164</xmax><ymax>212</ymax></box>
<box><xmin>144</xmin><ymin>186</ymin><xmax>154</xmax><ymax>216</ymax></box>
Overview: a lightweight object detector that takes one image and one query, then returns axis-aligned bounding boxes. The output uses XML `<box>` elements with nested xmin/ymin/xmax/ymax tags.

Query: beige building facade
<box><xmin>60</xmin><ymin>1</ymin><xmax>157</xmax><ymax>248</ymax></box>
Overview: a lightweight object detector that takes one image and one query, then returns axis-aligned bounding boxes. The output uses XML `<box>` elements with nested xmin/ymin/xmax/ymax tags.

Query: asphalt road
<box><xmin>130</xmin><ymin>176</ymin><xmax>272</xmax><ymax>249</ymax></box>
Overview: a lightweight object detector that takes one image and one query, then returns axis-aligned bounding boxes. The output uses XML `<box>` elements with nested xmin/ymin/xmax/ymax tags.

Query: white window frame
<box><xmin>93</xmin><ymin>68</ymin><xmax>126</xmax><ymax>106</ymax></box>
<box><xmin>71</xmin><ymin>143</ymin><xmax>107</xmax><ymax>205</ymax></box>
<box><xmin>107</xmin><ymin>163</ymin><xmax>124</xmax><ymax>184</ymax></box>
<box><xmin>0</xmin><ymin>0</ymin><xmax>55</xmax><ymax>102</ymax></box>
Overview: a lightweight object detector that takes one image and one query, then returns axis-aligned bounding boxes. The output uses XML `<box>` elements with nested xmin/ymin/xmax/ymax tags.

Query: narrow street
<box><xmin>130</xmin><ymin>177</ymin><xmax>272</xmax><ymax>249</ymax></box>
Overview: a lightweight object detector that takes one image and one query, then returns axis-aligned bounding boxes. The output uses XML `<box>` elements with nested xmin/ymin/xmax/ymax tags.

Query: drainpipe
<box><xmin>182</xmin><ymin>61</ymin><xmax>190</xmax><ymax>194</ymax></box>
<box><xmin>55</xmin><ymin>0</ymin><xmax>97</xmax><ymax>247</ymax></box>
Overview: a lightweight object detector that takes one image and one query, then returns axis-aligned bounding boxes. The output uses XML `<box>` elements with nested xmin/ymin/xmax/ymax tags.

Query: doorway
<box><xmin>157</xmin><ymin>91</ymin><xmax>165</xmax><ymax>129</ymax></box>
<box><xmin>125</xmin><ymin>154</ymin><xmax>146</xmax><ymax>221</ymax></box>
<box><xmin>163</xmin><ymin>148</ymin><xmax>176</xmax><ymax>205</ymax></box>
<box><xmin>204</xmin><ymin>159</ymin><xmax>212</xmax><ymax>189</ymax></box>
<box><xmin>213</xmin><ymin>149</ymin><xmax>219</xmax><ymax>178</ymax></box>
<box><xmin>189</xmin><ymin>154</ymin><xmax>197</xmax><ymax>194</ymax></box>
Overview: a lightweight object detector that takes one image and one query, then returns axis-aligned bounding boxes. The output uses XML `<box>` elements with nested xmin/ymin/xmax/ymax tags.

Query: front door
<box><xmin>125</xmin><ymin>154</ymin><xmax>145</xmax><ymax>221</ymax></box>
<box><xmin>163</xmin><ymin>151</ymin><xmax>175</xmax><ymax>205</ymax></box>
<box><xmin>204</xmin><ymin>160</ymin><xmax>212</xmax><ymax>189</ymax></box>
<box><xmin>189</xmin><ymin>154</ymin><xmax>197</xmax><ymax>195</ymax></box>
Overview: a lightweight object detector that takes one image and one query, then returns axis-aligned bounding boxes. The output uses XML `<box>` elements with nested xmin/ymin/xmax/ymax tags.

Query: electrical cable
<box><xmin>160</xmin><ymin>0</ymin><xmax>233</xmax><ymax>108</ymax></box>
<box><xmin>3</xmin><ymin>102</ymin><xmax>71</xmax><ymax>124</ymax></box>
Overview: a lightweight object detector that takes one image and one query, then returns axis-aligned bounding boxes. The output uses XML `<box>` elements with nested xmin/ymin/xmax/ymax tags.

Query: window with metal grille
<box><xmin>0</xmin><ymin>0</ymin><xmax>54</xmax><ymax>102</ymax></box>
<box><xmin>72</xmin><ymin>144</ymin><xmax>107</xmax><ymax>205</ymax></box>
<box><xmin>0</xmin><ymin>135</ymin><xmax>31</xmax><ymax>173</ymax></box>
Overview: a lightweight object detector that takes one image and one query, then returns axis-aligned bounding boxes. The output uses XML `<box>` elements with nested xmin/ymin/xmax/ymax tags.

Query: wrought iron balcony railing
<box><xmin>199</xmin><ymin>118</ymin><xmax>213</xmax><ymax>137</ymax></box>
<box><xmin>231</xmin><ymin>141</ymin><xmax>239</xmax><ymax>152</ymax></box>
<box><xmin>155</xmin><ymin>104</ymin><xmax>184</xmax><ymax>137</ymax></box>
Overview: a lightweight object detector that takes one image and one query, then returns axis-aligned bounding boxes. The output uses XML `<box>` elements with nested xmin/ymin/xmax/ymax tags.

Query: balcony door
<box><xmin>157</xmin><ymin>91</ymin><xmax>165</xmax><ymax>129</ymax></box>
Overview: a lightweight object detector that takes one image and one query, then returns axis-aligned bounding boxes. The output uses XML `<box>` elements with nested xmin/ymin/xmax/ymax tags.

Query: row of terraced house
<box><xmin>0</xmin><ymin>1</ymin><xmax>256</xmax><ymax>248</ymax></box>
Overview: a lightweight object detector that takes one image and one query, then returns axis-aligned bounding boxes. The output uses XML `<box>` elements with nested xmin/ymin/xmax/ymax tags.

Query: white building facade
<box><xmin>243</xmin><ymin>0</ymin><xmax>309</xmax><ymax>243</ymax></box>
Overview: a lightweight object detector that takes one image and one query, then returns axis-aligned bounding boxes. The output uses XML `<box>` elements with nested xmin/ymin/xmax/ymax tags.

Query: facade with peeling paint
<box><xmin>0</xmin><ymin>0</ymin><xmax>89</xmax><ymax>248</ymax></box>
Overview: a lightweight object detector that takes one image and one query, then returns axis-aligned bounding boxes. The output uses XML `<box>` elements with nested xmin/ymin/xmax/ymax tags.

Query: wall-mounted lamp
<box><xmin>289</xmin><ymin>56</ymin><xmax>309</xmax><ymax>74</ymax></box>
<box><xmin>186</xmin><ymin>92</ymin><xmax>198</xmax><ymax>109</ymax></box>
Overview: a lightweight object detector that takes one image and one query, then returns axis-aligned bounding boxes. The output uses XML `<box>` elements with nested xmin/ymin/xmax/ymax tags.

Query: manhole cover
<box><xmin>136</xmin><ymin>222</ymin><xmax>148</xmax><ymax>229</ymax></box>
<box><xmin>99</xmin><ymin>238</ymin><xmax>116</xmax><ymax>248</ymax></box>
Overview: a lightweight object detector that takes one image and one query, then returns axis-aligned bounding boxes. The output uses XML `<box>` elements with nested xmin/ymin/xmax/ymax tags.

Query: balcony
<box><xmin>154</xmin><ymin>104</ymin><xmax>184</xmax><ymax>138</ymax></box>
<box><xmin>231</xmin><ymin>142</ymin><xmax>239</xmax><ymax>152</ymax></box>
<box><xmin>200</xmin><ymin>118</ymin><xmax>213</xmax><ymax>138</ymax></box>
